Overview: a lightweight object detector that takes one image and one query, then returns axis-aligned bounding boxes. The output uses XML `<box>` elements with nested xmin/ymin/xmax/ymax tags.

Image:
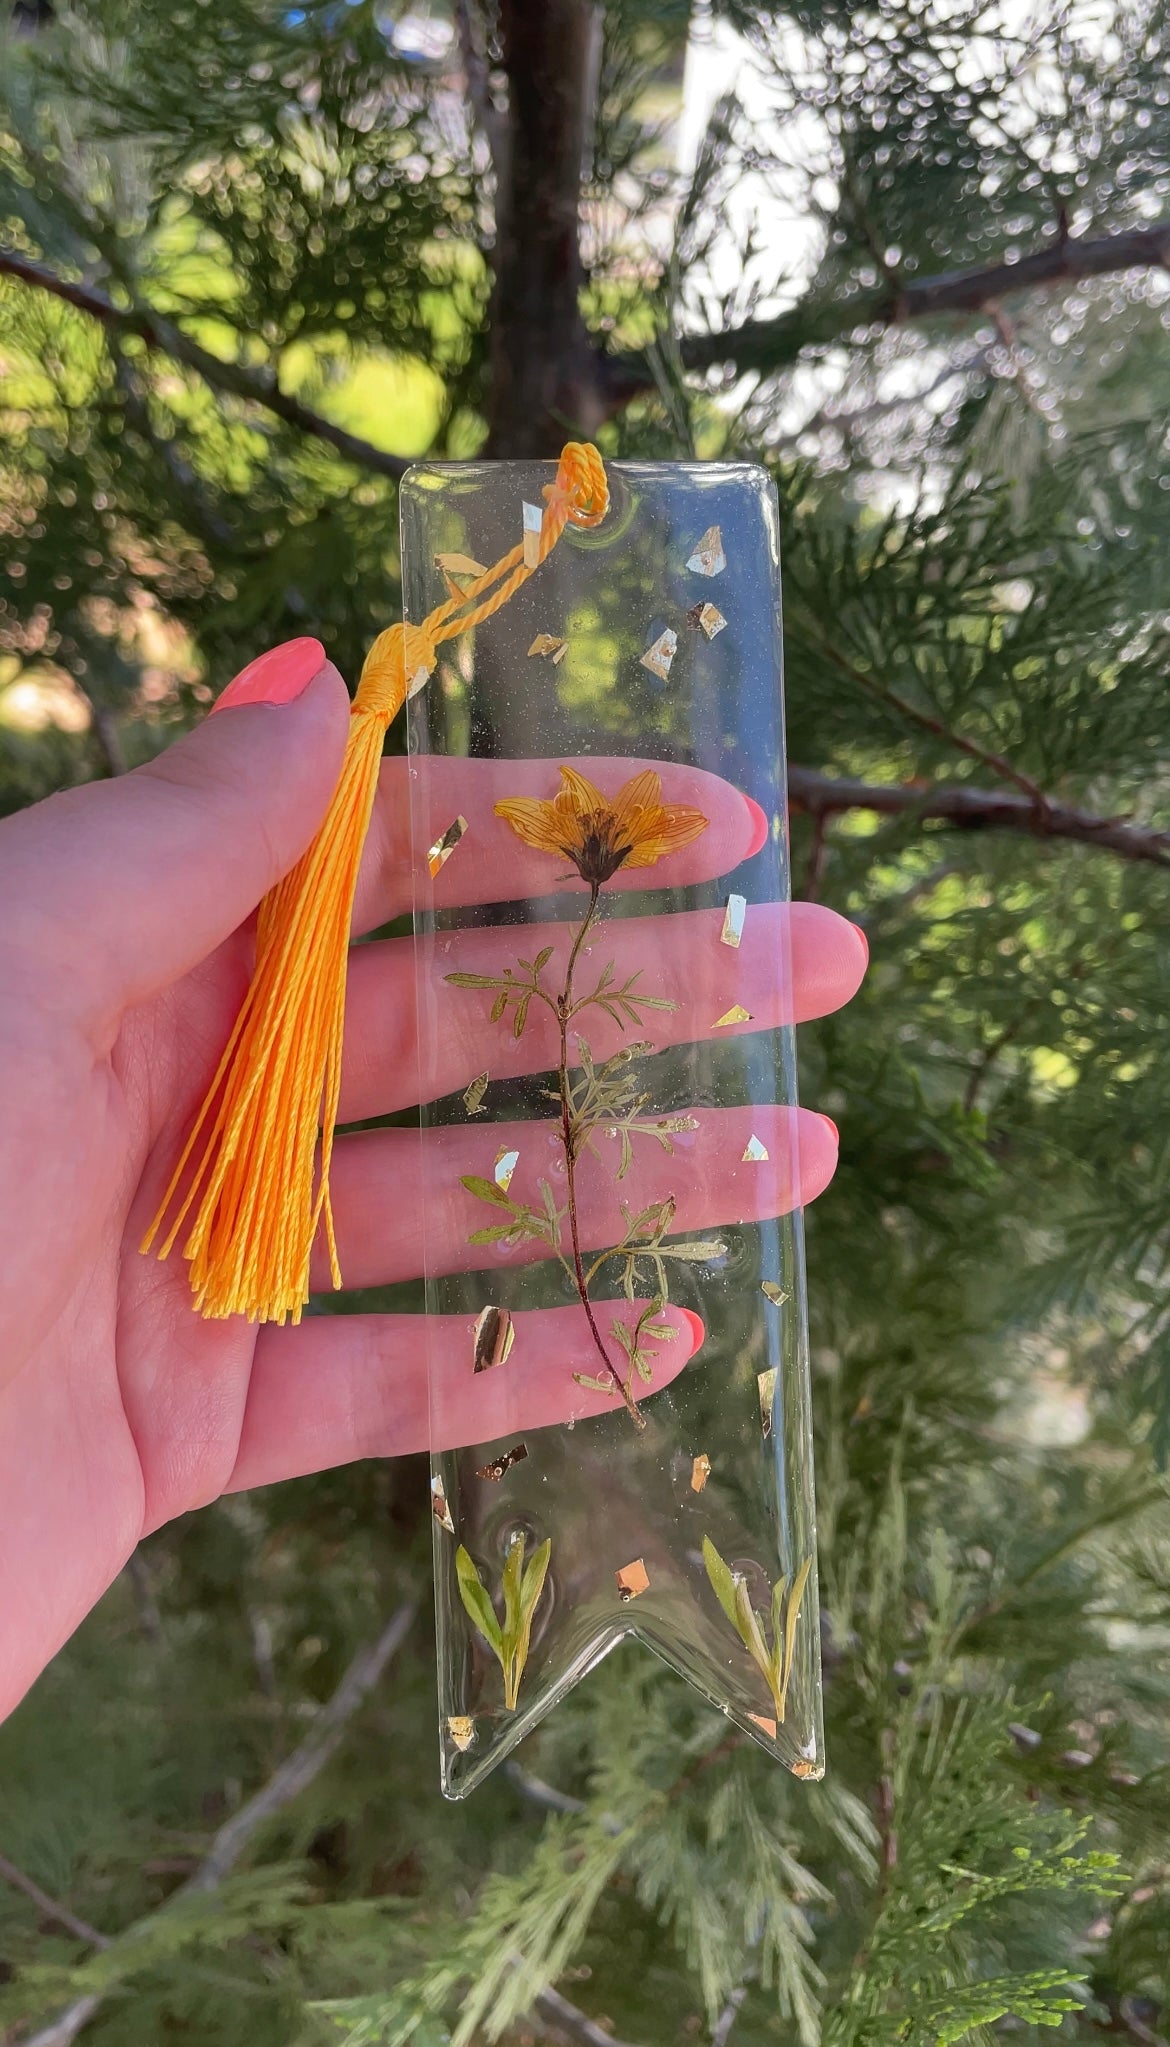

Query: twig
<box><xmin>112</xmin><ymin>351</ymin><xmax>237</xmax><ymax>549</ymax></box>
<box><xmin>786</xmin><ymin>765</ymin><xmax>1170</xmax><ymax>870</ymax></box>
<box><xmin>18</xmin><ymin>1603</ymin><xmax>415</xmax><ymax>2047</ymax></box>
<box><xmin>675</xmin><ymin>216</ymin><xmax>1170</xmax><ymax>376</ymax></box>
<box><xmin>0</xmin><ymin>248</ymin><xmax>408</xmax><ymax>480</ymax></box>
<box><xmin>0</xmin><ymin>1855</ymin><xmax>110</xmax><ymax>1950</ymax></box>
<box><xmin>522</xmin><ymin>1971</ymin><xmax>642</xmax><ymax>2047</ymax></box>
<box><xmin>710</xmin><ymin>1980</ymin><xmax>749</xmax><ymax>2047</ymax></box>
<box><xmin>803</xmin><ymin>807</ymin><xmax>830</xmax><ymax>900</ymax></box>
<box><xmin>805</xmin><ymin>632</ymin><xmax>1048</xmax><ymax>809</ymax></box>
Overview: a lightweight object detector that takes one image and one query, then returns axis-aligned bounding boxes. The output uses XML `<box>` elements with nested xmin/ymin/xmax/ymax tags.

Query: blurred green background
<box><xmin>2</xmin><ymin>2</ymin><xmax>1169</xmax><ymax>2041</ymax></box>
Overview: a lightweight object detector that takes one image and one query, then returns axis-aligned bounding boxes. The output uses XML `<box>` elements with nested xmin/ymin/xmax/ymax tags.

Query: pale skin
<box><xmin>0</xmin><ymin>653</ymin><xmax>866</xmax><ymax>1723</ymax></box>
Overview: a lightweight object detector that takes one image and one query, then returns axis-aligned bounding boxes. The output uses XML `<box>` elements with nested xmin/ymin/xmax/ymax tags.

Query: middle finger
<box><xmin>339</xmin><ymin>900</ymin><xmax>866</xmax><ymax>1122</ymax></box>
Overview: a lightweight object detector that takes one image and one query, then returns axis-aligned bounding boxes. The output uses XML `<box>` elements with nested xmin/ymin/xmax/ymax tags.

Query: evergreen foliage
<box><xmin>1</xmin><ymin>1</ymin><xmax>1168</xmax><ymax>2041</ymax></box>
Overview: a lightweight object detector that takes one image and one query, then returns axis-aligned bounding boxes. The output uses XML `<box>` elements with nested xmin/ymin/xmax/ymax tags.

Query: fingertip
<box><xmin>211</xmin><ymin>637</ymin><xmax>328</xmax><ymax>713</ymax></box>
<box><xmin>742</xmin><ymin>793</ymin><xmax>771</xmax><ymax>859</ymax></box>
<box><xmin>681</xmin><ymin>1308</ymin><xmax>706</xmax><ymax>1355</ymax></box>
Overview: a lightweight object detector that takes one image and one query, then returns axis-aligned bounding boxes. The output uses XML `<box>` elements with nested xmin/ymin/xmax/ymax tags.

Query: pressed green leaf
<box><xmin>519</xmin><ymin>1537</ymin><xmax>552</xmax><ymax>1623</ymax></box>
<box><xmin>454</xmin><ymin>1546</ymin><xmax>503</xmax><ymax>1657</ymax></box>
<box><xmin>445</xmin><ymin>972</ymin><xmax>508</xmax><ymax>988</ymax></box>
<box><xmin>702</xmin><ymin>1537</ymin><xmax>741</xmax><ymax>1632</ymax></box>
<box><xmin>467</xmin><ymin>1224</ymin><xmax>522</xmax><ymax>1245</ymax></box>
<box><xmin>782</xmin><ymin>1556</ymin><xmax>814</xmax><ymax>1692</ymax></box>
<box><xmin>734</xmin><ymin>1575</ymin><xmax>772</xmax><ymax>1672</ymax></box>
<box><xmin>501</xmin><ymin>1533</ymin><xmax>525</xmax><ymax>1644</ymax></box>
<box><xmin>491</xmin><ymin>990</ymin><xmax>508</xmax><ymax>1023</ymax></box>
<box><xmin>533</xmin><ymin>945</ymin><xmax>554</xmax><ymax>971</ymax></box>
<box><xmin>460</xmin><ymin>1174</ymin><xmax>513</xmax><ymax>1209</ymax></box>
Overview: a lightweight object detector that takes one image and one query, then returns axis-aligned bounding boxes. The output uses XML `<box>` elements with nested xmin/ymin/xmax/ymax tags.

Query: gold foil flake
<box><xmin>430</xmin><ymin>1476</ymin><xmax>454</xmax><ymax>1534</ymax></box>
<box><xmin>473</xmin><ymin>1305</ymin><xmax>515</xmax><ymax>1373</ymax></box>
<box><xmin>463</xmin><ymin>1072</ymin><xmax>489</xmax><ymax>1116</ymax></box>
<box><xmin>758</xmin><ymin>1367</ymin><xmax>778</xmax><ymax>1439</ymax></box>
<box><xmin>476</xmin><ymin>1441</ymin><xmax>529</xmax><ymax>1482</ymax></box>
<box><xmin>686</xmin><ymin>524</ymin><xmax>727</xmax><ymax>577</ymax></box>
<box><xmin>791</xmin><ymin>1759</ymin><xmax>819</xmax><ymax>1778</ymax></box>
<box><xmin>493</xmin><ymin>1146</ymin><xmax>520</xmax><ymax>1193</ymax></box>
<box><xmin>761</xmin><ymin>1281</ymin><xmax>790</xmax><ymax>1308</ymax></box>
<box><xmin>447</xmin><ymin>1715</ymin><xmax>475</xmax><ymax>1752</ymax></box>
<box><xmin>714</xmin><ymin>1004</ymin><xmax>752</xmax><ymax>1028</ymax></box>
<box><xmin>748</xmin><ymin>1712</ymin><xmax>778</xmax><ymax>1739</ymax></box>
<box><xmin>615</xmin><ymin>1559</ymin><xmax>650</xmax><ymax>1603</ymax></box>
<box><xmin>691</xmin><ymin>1453</ymin><xmax>711</xmax><ymax>1493</ymax></box>
<box><xmin>721</xmin><ymin>894</ymin><xmax>747</xmax><ymax>948</ymax></box>
<box><xmin>427</xmin><ymin>815</ymin><xmax>468</xmax><ymax>879</ymax></box>
<box><xmin>686</xmin><ymin>600</ymin><xmax>727</xmax><ymax>639</ymax></box>
<box><xmin>527</xmin><ymin>633</ymin><xmax>567</xmax><ymax>664</ymax></box>
<box><xmin>435</xmin><ymin>551</ymin><xmax>486</xmax><ymax>579</ymax></box>
<box><xmin>639</xmin><ymin>627</ymin><xmax>677</xmax><ymax>681</ymax></box>
<box><xmin>522</xmin><ymin>501</ymin><xmax>543</xmax><ymax>568</ymax></box>
<box><xmin>743</xmin><ymin>1134</ymin><xmax>769</xmax><ymax>1163</ymax></box>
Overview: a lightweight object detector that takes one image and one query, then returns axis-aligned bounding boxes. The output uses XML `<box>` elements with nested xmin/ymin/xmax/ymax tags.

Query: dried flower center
<box><xmin>564</xmin><ymin>809</ymin><xmax>634</xmax><ymax>886</ymax></box>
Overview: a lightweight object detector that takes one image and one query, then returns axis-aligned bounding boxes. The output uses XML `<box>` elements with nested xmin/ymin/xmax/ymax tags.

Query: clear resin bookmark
<box><xmin>401</xmin><ymin>459</ymin><xmax>822</xmax><ymax>1797</ymax></box>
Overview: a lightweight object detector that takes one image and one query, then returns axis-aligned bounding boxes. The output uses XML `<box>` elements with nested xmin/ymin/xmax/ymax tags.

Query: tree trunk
<box><xmin>485</xmin><ymin>0</ymin><xmax>605</xmax><ymax>456</ymax></box>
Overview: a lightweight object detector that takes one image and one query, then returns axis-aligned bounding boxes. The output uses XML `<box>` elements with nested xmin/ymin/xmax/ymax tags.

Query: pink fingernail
<box><xmin>818</xmin><ymin>1114</ymin><xmax>839</xmax><ymax>1144</ymax></box>
<box><xmin>212</xmin><ymin>637</ymin><xmax>326</xmax><ymax>713</ymax></box>
<box><xmin>681</xmin><ymin>1309</ymin><xmax>706</xmax><ymax>1353</ymax></box>
<box><xmin>851</xmin><ymin>920</ymin><xmax>869</xmax><ymax>965</ymax></box>
<box><xmin>743</xmin><ymin>795</ymin><xmax>770</xmax><ymax>859</ymax></box>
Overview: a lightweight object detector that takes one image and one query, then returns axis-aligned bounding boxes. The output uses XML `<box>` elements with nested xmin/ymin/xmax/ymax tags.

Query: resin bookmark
<box><xmin>402</xmin><ymin>460</ymin><xmax>822</xmax><ymax>1797</ymax></box>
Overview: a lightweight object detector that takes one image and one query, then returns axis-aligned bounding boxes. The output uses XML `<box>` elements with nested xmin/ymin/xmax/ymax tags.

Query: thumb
<box><xmin>2</xmin><ymin>639</ymin><xmax>351</xmax><ymax>1020</ymax></box>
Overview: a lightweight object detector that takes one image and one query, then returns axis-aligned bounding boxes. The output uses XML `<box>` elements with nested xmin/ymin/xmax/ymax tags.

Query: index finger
<box><xmin>352</xmin><ymin>755</ymin><xmax>769</xmax><ymax>935</ymax></box>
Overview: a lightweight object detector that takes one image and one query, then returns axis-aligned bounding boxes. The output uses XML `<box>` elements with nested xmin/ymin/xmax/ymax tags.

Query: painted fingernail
<box><xmin>818</xmin><ymin>1114</ymin><xmax>839</xmax><ymax>1144</ymax></box>
<box><xmin>743</xmin><ymin>794</ymin><xmax>770</xmax><ymax>859</ymax></box>
<box><xmin>850</xmin><ymin>920</ymin><xmax>869</xmax><ymax>965</ymax></box>
<box><xmin>212</xmin><ymin>637</ymin><xmax>327</xmax><ymax>714</ymax></box>
<box><xmin>681</xmin><ymin>1308</ymin><xmax>706</xmax><ymax>1353</ymax></box>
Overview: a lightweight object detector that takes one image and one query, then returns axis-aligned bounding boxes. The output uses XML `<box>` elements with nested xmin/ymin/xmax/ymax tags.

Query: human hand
<box><xmin>0</xmin><ymin>637</ymin><xmax>866</xmax><ymax>1720</ymax></box>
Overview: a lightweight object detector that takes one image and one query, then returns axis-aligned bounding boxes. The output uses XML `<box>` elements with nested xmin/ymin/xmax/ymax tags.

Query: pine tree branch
<box><xmin>0</xmin><ymin>247</ymin><xmax>409</xmax><ymax>479</ymax></box>
<box><xmin>676</xmin><ymin>217</ymin><xmax>1170</xmax><ymax>376</ymax></box>
<box><xmin>787</xmin><ymin>766</ymin><xmax>1170</xmax><ymax>869</ymax></box>
<box><xmin>18</xmin><ymin>1602</ymin><xmax>415</xmax><ymax>2047</ymax></box>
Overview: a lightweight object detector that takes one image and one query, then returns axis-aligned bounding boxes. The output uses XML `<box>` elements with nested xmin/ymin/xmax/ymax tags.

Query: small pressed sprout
<box><xmin>686</xmin><ymin>524</ymin><xmax>726</xmax><ymax>577</ymax></box>
<box><xmin>686</xmin><ymin>600</ymin><xmax>727</xmax><ymax>638</ymax></box>
<box><xmin>761</xmin><ymin>1281</ymin><xmax>790</xmax><ymax>1308</ymax></box>
<box><xmin>713</xmin><ymin>1004</ymin><xmax>752</xmax><ymax>1028</ymax></box>
<box><xmin>427</xmin><ymin>815</ymin><xmax>468</xmax><ymax>879</ymax></box>
<box><xmin>639</xmin><ymin>627</ymin><xmax>677</xmax><ymax>681</ymax></box>
<box><xmin>691</xmin><ymin>1453</ymin><xmax>712</xmax><ymax>1493</ymax></box>
<box><xmin>721</xmin><ymin>894</ymin><xmax>746</xmax><ymax>948</ymax></box>
<box><xmin>527</xmin><ymin>633</ymin><xmax>567</xmax><ymax>664</ymax></box>
<box><xmin>447</xmin><ymin>1715</ymin><xmax>476</xmax><ymax>1752</ymax></box>
<box><xmin>493</xmin><ymin>1146</ymin><xmax>520</xmax><ymax>1193</ymax></box>
<box><xmin>742</xmin><ymin>1134</ymin><xmax>769</xmax><ymax>1162</ymax></box>
<box><xmin>476</xmin><ymin>1442</ymin><xmax>528</xmax><ymax>1482</ymax></box>
<box><xmin>430</xmin><ymin>1476</ymin><xmax>455</xmax><ymax>1534</ymax></box>
<box><xmin>758</xmin><ymin>1367</ymin><xmax>778</xmax><ymax>1439</ymax></box>
<box><xmin>455</xmin><ymin>1533</ymin><xmax>551</xmax><ymax>1712</ymax></box>
<box><xmin>463</xmin><ymin>1071</ymin><xmax>489</xmax><ymax>1116</ymax></box>
<box><xmin>702</xmin><ymin>1538</ymin><xmax>813</xmax><ymax>1727</ymax></box>
<box><xmin>522</xmin><ymin>501</ymin><xmax>543</xmax><ymax>567</ymax></box>
<box><xmin>615</xmin><ymin>1559</ymin><xmax>650</xmax><ymax>1603</ymax></box>
<box><xmin>473</xmin><ymin>1305</ymin><xmax>515</xmax><ymax>1373</ymax></box>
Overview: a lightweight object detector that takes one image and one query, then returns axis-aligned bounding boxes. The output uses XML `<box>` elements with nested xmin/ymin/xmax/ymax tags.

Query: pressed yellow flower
<box><xmin>495</xmin><ymin>764</ymin><xmax>708</xmax><ymax>887</ymax></box>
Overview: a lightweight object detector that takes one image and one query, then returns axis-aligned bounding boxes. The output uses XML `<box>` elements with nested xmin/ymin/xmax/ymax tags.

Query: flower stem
<box><xmin>558</xmin><ymin>884</ymin><xmax>645</xmax><ymax>1429</ymax></box>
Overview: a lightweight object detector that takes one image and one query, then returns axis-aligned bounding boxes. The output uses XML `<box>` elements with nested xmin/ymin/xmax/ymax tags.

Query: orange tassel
<box><xmin>142</xmin><ymin>442</ymin><xmax>608</xmax><ymax>1324</ymax></box>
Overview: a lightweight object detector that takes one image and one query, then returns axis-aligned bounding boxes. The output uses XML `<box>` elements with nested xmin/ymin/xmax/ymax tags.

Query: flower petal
<box><xmin>623</xmin><ymin>803</ymin><xmax>710</xmax><ymax>867</ymax></box>
<box><xmin>493</xmin><ymin>796</ymin><xmax>571</xmax><ymax>857</ymax></box>
<box><xmin>608</xmin><ymin>768</ymin><xmax>665</xmax><ymax>838</ymax></box>
<box><xmin>556</xmin><ymin>762</ymin><xmax>611</xmax><ymax>821</ymax></box>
